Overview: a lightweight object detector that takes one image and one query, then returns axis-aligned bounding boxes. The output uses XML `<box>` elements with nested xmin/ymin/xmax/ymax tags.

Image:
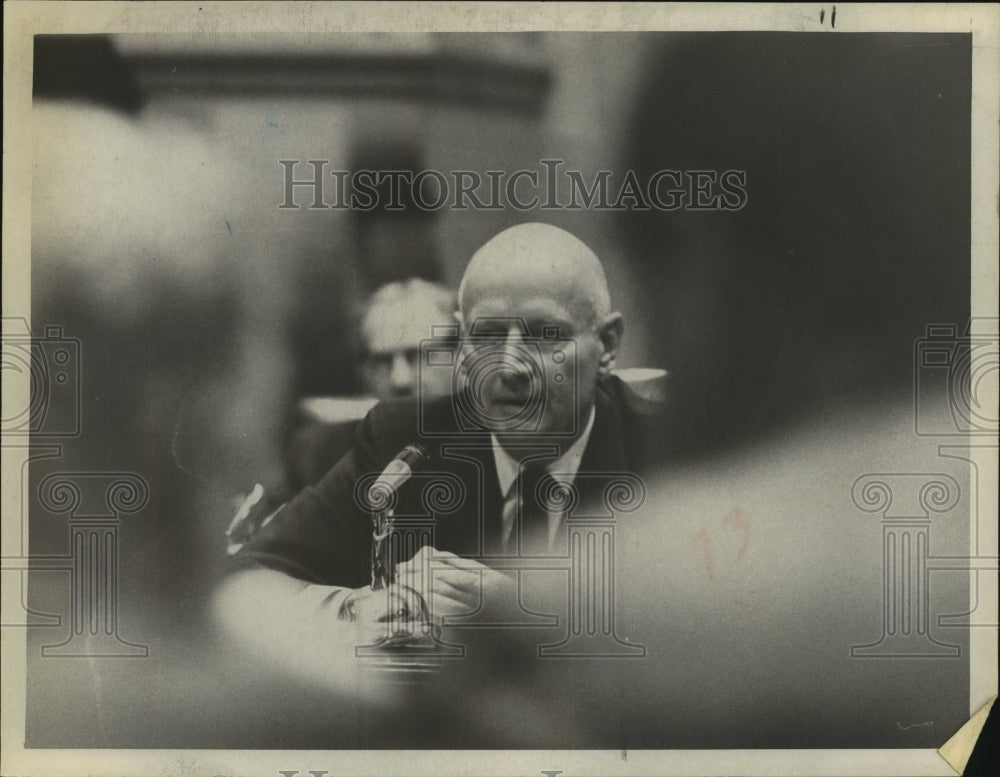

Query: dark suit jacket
<box><xmin>235</xmin><ymin>374</ymin><xmax>663</xmax><ymax>587</ymax></box>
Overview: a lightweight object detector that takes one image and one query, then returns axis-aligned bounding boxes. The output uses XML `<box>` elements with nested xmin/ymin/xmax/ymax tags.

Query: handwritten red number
<box><xmin>692</xmin><ymin>528</ymin><xmax>714</xmax><ymax>580</ymax></box>
<box><xmin>722</xmin><ymin>504</ymin><xmax>750</xmax><ymax>562</ymax></box>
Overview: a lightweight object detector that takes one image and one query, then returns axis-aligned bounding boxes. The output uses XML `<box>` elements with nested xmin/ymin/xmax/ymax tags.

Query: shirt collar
<box><xmin>490</xmin><ymin>405</ymin><xmax>597</xmax><ymax>498</ymax></box>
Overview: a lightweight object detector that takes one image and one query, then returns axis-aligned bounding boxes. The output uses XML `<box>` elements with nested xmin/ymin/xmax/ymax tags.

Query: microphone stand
<box><xmin>369</xmin><ymin>505</ymin><xmax>394</xmax><ymax>591</ymax></box>
<box><xmin>357</xmin><ymin>496</ymin><xmax>462</xmax><ymax>668</ymax></box>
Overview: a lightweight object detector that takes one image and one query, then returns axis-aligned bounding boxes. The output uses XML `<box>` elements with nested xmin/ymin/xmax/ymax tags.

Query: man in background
<box><xmin>226</xmin><ymin>278</ymin><xmax>457</xmax><ymax>552</ymax></box>
<box><xmin>286</xmin><ymin>277</ymin><xmax>457</xmax><ymax>488</ymax></box>
<box><xmin>358</xmin><ymin>278</ymin><xmax>457</xmax><ymax>400</ymax></box>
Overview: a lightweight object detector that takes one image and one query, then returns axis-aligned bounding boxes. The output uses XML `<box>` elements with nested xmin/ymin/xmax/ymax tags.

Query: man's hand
<box><xmin>335</xmin><ymin>582</ymin><xmax>436</xmax><ymax>646</ymax></box>
<box><xmin>393</xmin><ymin>546</ymin><xmax>516</xmax><ymax>623</ymax></box>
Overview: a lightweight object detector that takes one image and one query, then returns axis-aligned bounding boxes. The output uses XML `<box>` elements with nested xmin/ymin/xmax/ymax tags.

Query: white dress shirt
<box><xmin>490</xmin><ymin>406</ymin><xmax>597</xmax><ymax>552</ymax></box>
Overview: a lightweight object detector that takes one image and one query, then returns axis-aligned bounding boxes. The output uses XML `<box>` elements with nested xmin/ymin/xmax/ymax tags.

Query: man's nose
<box><xmin>499</xmin><ymin>327</ymin><xmax>528</xmax><ymax>365</ymax></box>
<box><xmin>390</xmin><ymin>352</ymin><xmax>415</xmax><ymax>393</ymax></box>
<box><xmin>497</xmin><ymin>326</ymin><xmax>535</xmax><ymax>380</ymax></box>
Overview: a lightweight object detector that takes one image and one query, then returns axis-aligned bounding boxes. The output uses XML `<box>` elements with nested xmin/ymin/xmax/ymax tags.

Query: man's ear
<box><xmin>596</xmin><ymin>312</ymin><xmax>624</xmax><ymax>375</ymax></box>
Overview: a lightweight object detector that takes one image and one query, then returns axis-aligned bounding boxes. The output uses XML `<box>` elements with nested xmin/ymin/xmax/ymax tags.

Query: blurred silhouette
<box><xmin>622</xmin><ymin>33</ymin><xmax>970</xmax><ymax>456</ymax></box>
<box><xmin>34</xmin><ymin>34</ymin><xmax>143</xmax><ymax>114</ymax></box>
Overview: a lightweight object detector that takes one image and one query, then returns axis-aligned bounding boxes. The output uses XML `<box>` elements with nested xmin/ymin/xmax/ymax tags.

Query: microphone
<box><xmin>367</xmin><ymin>443</ymin><xmax>431</xmax><ymax>504</ymax></box>
<box><xmin>365</xmin><ymin>443</ymin><xmax>430</xmax><ymax>591</ymax></box>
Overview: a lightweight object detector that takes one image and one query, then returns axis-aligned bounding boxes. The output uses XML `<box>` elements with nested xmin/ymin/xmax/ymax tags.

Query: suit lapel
<box><xmin>573</xmin><ymin>381</ymin><xmax>630</xmax><ymax>518</ymax></box>
<box><xmin>580</xmin><ymin>380</ymin><xmax>628</xmax><ymax>474</ymax></box>
<box><xmin>428</xmin><ymin>381</ymin><xmax>633</xmax><ymax>554</ymax></box>
<box><xmin>429</xmin><ymin>436</ymin><xmax>505</xmax><ymax>557</ymax></box>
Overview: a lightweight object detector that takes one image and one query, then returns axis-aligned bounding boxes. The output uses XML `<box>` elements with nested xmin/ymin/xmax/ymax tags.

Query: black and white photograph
<box><xmin>2</xmin><ymin>3</ymin><xmax>998</xmax><ymax>776</ymax></box>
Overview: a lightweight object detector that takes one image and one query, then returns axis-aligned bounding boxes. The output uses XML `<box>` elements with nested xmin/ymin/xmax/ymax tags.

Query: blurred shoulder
<box><xmin>598</xmin><ymin>373</ymin><xmax>671</xmax><ymax>467</ymax></box>
<box><xmin>362</xmin><ymin>393</ymin><xmax>458</xmax><ymax>457</ymax></box>
<box><xmin>598</xmin><ymin>373</ymin><xmax>664</xmax><ymax>421</ymax></box>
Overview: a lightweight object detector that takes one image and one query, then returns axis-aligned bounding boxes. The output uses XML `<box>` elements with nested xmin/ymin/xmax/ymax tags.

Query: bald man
<box><xmin>215</xmin><ymin>224</ymin><xmax>662</xmax><ymax>653</ymax></box>
<box><xmin>453</xmin><ymin>223</ymin><xmax>623</xmax><ymax>451</ymax></box>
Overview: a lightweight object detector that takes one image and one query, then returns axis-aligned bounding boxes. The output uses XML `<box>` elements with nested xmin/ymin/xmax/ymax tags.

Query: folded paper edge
<box><xmin>937</xmin><ymin>696</ymin><xmax>997</xmax><ymax>775</ymax></box>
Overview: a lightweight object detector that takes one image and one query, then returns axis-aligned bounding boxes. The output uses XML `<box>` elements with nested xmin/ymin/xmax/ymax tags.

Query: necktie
<box><xmin>512</xmin><ymin>463</ymin><xmax>556</xmax><ymax>556</ymax></box>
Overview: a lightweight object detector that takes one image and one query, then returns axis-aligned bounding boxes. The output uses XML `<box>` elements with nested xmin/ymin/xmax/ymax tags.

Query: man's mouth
<box><xmin>491</xmin><ymin>396</ymin><xmax>530</xmax><ymax>407</ymax></box>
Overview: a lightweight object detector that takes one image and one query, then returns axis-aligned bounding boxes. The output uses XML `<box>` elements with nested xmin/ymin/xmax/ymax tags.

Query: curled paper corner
<box><xmin>937</xmin><ymin>696</ymin><xmax>997</xmax><ymax>775</ymax></box>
